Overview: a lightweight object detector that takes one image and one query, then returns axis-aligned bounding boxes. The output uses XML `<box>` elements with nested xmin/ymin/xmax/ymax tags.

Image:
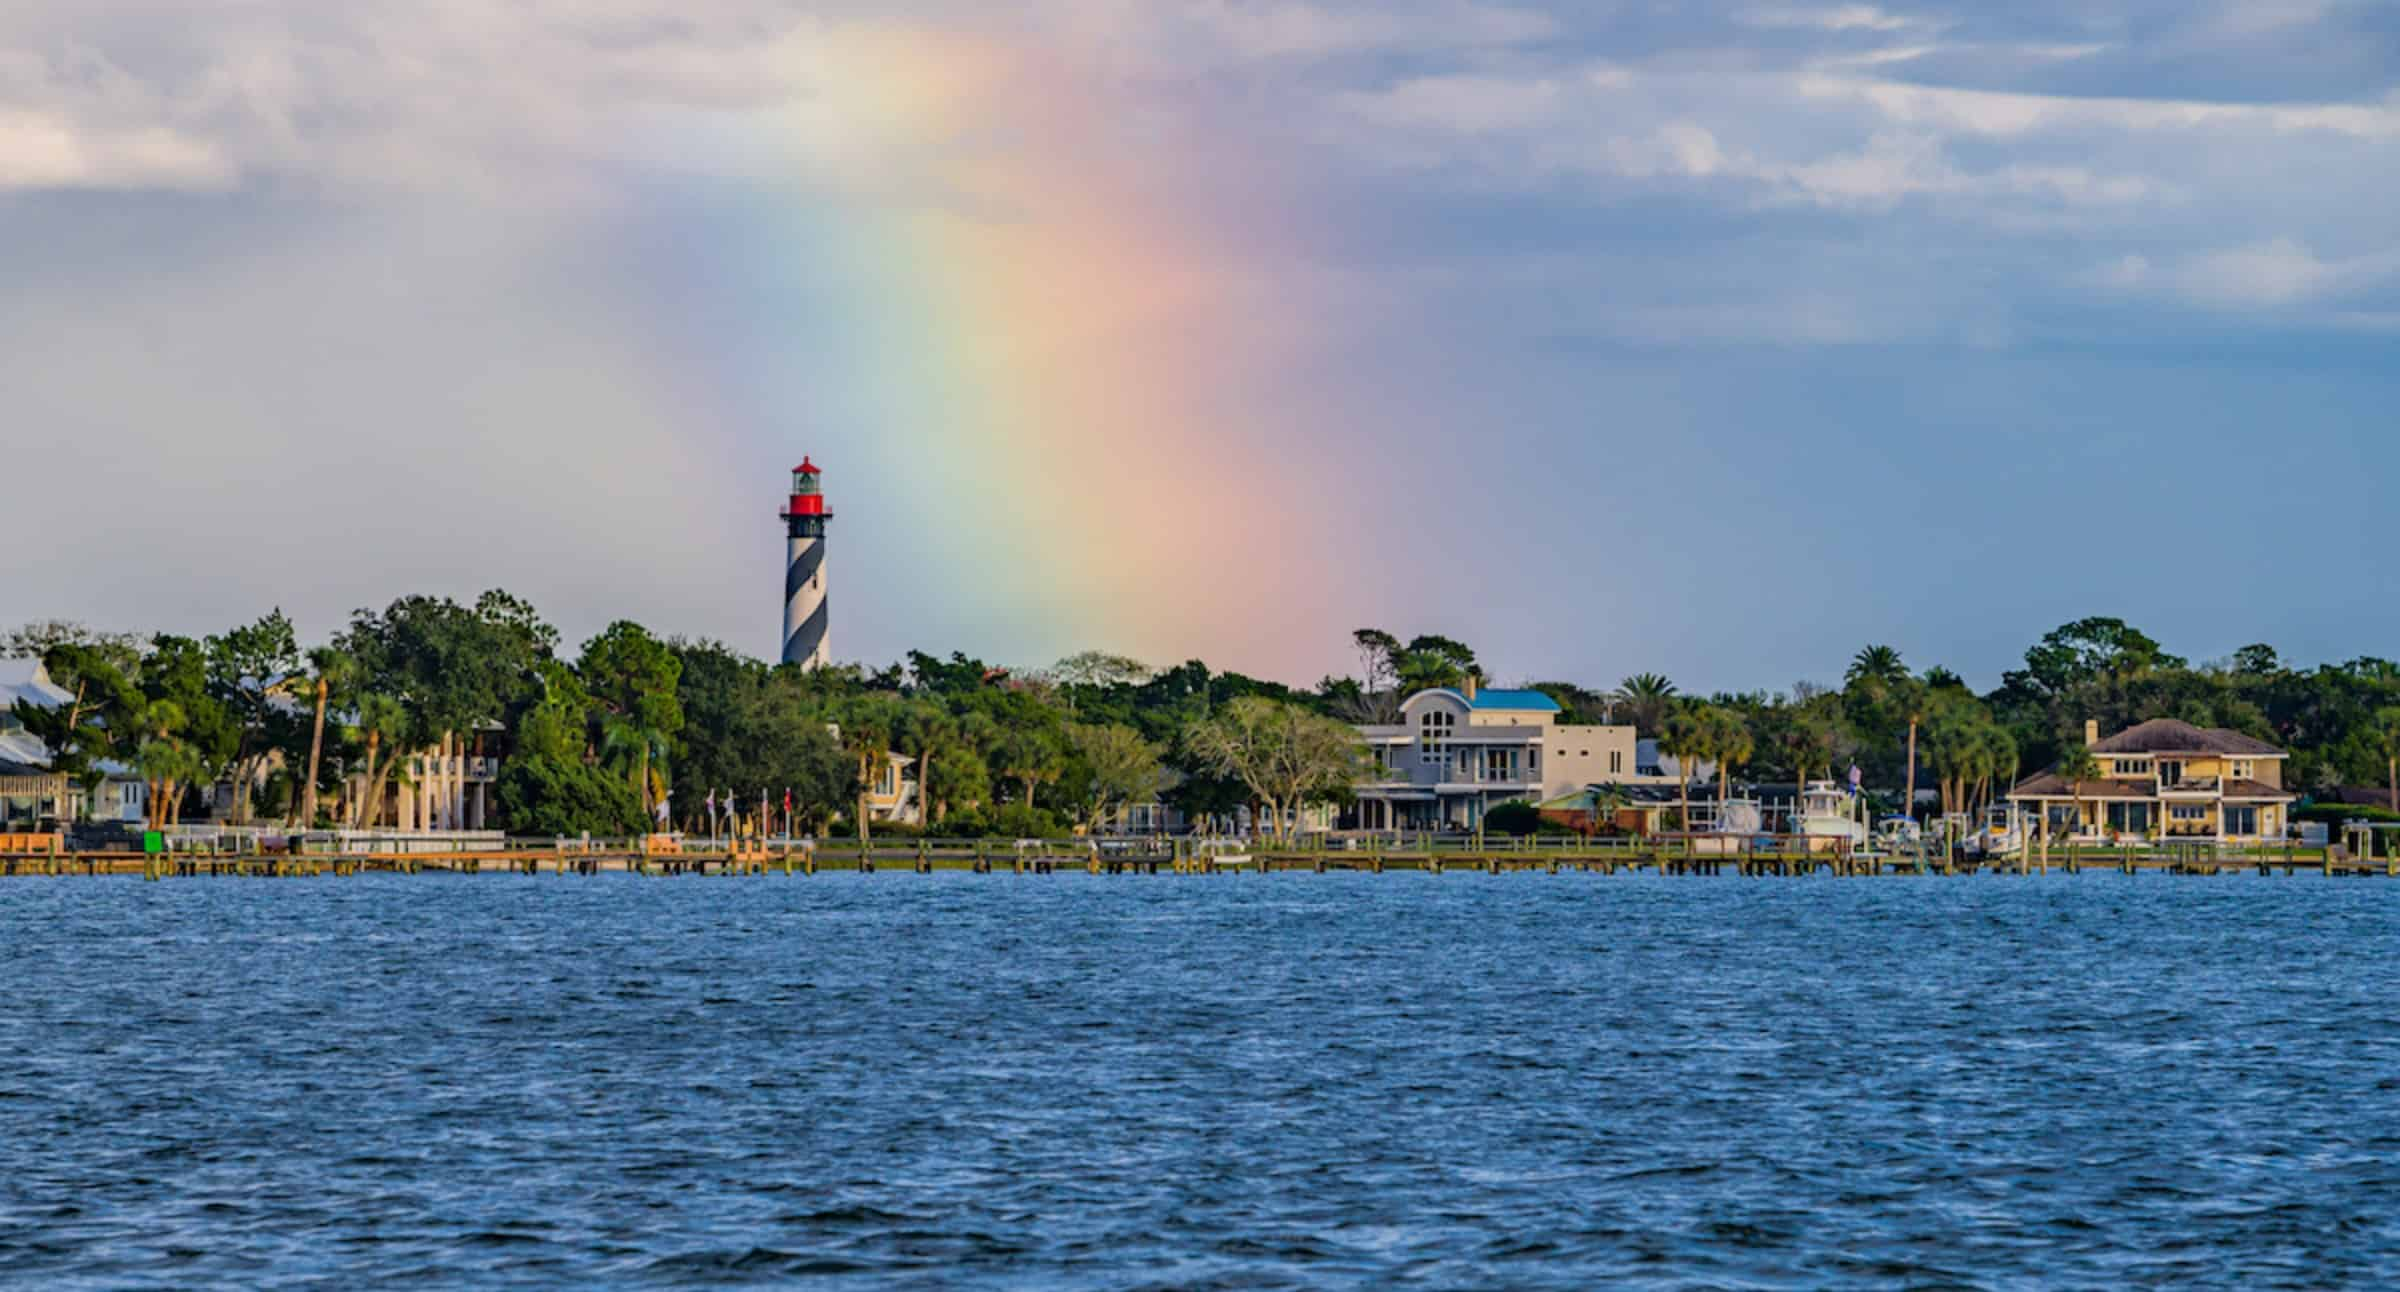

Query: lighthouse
<box><xmin>781</xmin><ymin>457</ymin><xmax>832</xmax><ymax>669</ymax></box>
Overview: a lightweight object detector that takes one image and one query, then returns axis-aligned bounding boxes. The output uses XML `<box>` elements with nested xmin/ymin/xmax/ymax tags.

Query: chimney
<box><xmin>1462</xmin><ymin>675</ymin><xmax>1479</xmax><ymax>702</ymax></box>
<box><xmin>2084</xmin><ymin>719</ymin><xmax>2100</xmax><ymax>747</ymax></box>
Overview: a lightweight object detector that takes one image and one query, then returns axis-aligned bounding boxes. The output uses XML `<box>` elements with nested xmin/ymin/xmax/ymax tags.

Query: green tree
<box><xmin>1784</xmin><ymin>704</ymin><xmax>1840</xmax><ymax>801</ymax></box>
<box><xmin>668</xmin><ymin>640</ymin><xmax>853</xmax><ymax>832</ymax></box>
<box><xmin>1063</xmin><ymin>722</ymin><xmax>1165</xmax><ymax>831</ymax></box>
<box><xmin>2052</xmin><ymin>740</ymin><xmax>2101</xmax><ymax>840</ymax></box>
<box><xmin>135</xmin><ymin>636</ymin><xmax>238</xmax><ymax>827</ymax></box>
<box><xmin>12</xmin><ymin>641</ymin><xmax>145</xmax><ymax>811</ymax></box>
<box><xmin>1616</xmin><ymin>673</ymin><xmax>1677</xmax><ymax>736</ymax></box>
<box><xmin>1659</xmin><ymin>705</ymin><xmax>1709</xmax><ymax>836</ymax></box>
<box><xmin>1845</xmin><ymin>645</ymin><xmax>1907</xmax><ymax>694</ymax></box>
<box><xmin>1590</xmin><ymin>782</ymin><xmax>1632</xmax><ymax>836</ymax></box>
<box><xmin>578</xmin><ymin>621</ymin><xmax>683</xmax><ymax>817</ymax></box>
<box><xmin>1394</xmin><ymin>635</ymin><xmax>1482</xmax><ymax>694</ymax></box>
<box><xmin>3</xmin><ymin>621</ymin><xmax>147</xmax><ymax>667</ymax></box>
<box><xmin>2374</xmin><ymin>707</ymin><xmax>2400</xmax><ymax>815</ymax></box>
<box><xmin>338</xmin><ymin>591</ymin><xmax>552</xmax><ymax>778</ymax></box>
<box><xmin>345</xmin><ymin>693</ymin><xmax>410</xmax><ymax>828</ymax></box>
<box><xmin>1183</xmin><ymin>698</ymin><xmax>1364</xmax><ymax>843</ymax></box>
<box><xmin>206</xmin><ymin>609</ymin><xmax>302</xmax><ymax>824</ymax></box>
<box><xmin>836</xmin><ymin>694</ymin><xmax>903</xmax><ymax>841</ymax></box>
<box><xmin>494</xmin><ymin>755</ymin><xmax>647</xmax><ymax>836</ymax></box>
<box><xmin>294</xmin><ymin>646</ymin><xmax>358</xmax><ymax>828</ymax></box>
<box><xmin>1710</xmin><ymin>706</ymin><xmax>1754</xmax><ymax>821</ymax></box>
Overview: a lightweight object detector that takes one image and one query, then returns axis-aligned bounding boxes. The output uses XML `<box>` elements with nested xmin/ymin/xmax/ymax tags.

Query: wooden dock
<box><xmin>2</xmin><ymin>837</ymin><xmax>2392</xmax><ymax>880</ymax></box>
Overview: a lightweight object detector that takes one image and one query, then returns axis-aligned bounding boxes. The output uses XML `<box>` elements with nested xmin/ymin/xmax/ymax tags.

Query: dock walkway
<box><xmin>2</xmin><ymin>837</ymin><xmax>2390</xmax><ymax>881</ymax></box>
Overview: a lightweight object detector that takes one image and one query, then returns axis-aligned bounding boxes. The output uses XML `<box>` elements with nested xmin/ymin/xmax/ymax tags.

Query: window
<box><xmin>2106</xmin><ymin>802</ymin><xmax>2152</xmax><ymax>833</ymax></box>
<box><xmin>1529</xmin><ymin>748</ymin><xmax>1540</xmax><ymax>770</ymax></box>
<box><xmin>2171</xmin><ymin>804</ymin><xmax>2206</xmax><ymax>822</ymax></box>
<box><xmin>2229</xmin><ymin>760</ymin><xmax>2254</xmax><ymax>780</ymax></box>
<box><xmin>2158</xmin><ymin>761</ymin><xmax>2184</xmax><ymax>787</ymax></box>
<box><xmin>1418</xmin><ymin>710</ymin><xmax>1454</xmax><ymax>765</ymax></box>
<box><xmin>1610</xmin><ymin>750</ymin><xmax>1624</xmax><ymax>775</ymax></box>
<box><xmin>2223</xmin><ymin>805</ymin><xmax>2259</xmax><ymax>836</ymax></box>
<box><xmin>2114</xmin><ymin>759</ymin><xmax>2153</xmax><ymax>778</ymax></box>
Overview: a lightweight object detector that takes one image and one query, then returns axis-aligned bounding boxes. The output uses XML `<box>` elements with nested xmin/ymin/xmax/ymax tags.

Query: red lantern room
<box><xmin>788</xmin><ymin>457</ymin><xmax>825</xmax><ymax>517</ymax></box>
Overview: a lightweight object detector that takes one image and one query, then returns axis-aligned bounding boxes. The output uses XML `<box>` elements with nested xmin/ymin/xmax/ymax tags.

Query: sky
<box><xmin>4</xmin><ymin>0</ymin><xmax>2397</xmax><ymax>693</ymax></box>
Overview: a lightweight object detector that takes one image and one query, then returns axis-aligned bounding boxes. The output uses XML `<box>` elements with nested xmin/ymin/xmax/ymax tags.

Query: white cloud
<box><xmin>2175</xmin><ymin>239</ymin><xmax>2350</xmax><ymax>307</ymax></box>
<box><xmin>1743</xmin><ymin>5</ymin><xmax>1922</xmax><ymax>33</ymax></box>
<box><xmin>2087</xmin><ymin>239</ymin><xmax>2400</xmax><ymax>308</ymax></box>
<box><xmin>0</xmin><ymin>109</ymin><xmax>230</xmax><ymax>188</ymax></box>
<box><xmin>1797</xmin><ymin>75</ymin><xmax>2400</xmax><ymax>140</ymax></box>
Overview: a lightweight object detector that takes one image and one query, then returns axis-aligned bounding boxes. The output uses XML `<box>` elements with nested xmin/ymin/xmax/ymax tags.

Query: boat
<box><xmin>1874</xmin><ymin>816</ymin><xmax>1923</xmax><ymax>848</ymax></box>
<box><xmin>1193</xmin><ymin>838</ymin><xmax>1254</xmax><ymax>871</ymax></box>
<box><xmin>1967</xmin><ymin>805</ymin><xmax>2029</xmax><ymax>859</ymax></box>
<box><xmin>1792</xmin><ymin>780</ymin><xmax>1869</xmax><ymax>852</ymax></box>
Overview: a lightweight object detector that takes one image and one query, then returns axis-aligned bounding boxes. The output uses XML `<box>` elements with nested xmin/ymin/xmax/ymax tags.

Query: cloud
<box><xmin>1742</xmin><ymin>5</ymin><xmax>1923</xmax><ymax>33</ymax></box>
<box><xmin>0</xmin><ymin>109</ymin><xmax>230</xmax><ymax>188</ymax></box>
<box><xmin>2095</xmin><ymin>238</ymin><xmax>2400</xmax><ymax>309</ymax></box>
<box><xmin>1797</xmin><ymin>75</ymin><xmax>2400</xmax><ymax>140</ymax></box>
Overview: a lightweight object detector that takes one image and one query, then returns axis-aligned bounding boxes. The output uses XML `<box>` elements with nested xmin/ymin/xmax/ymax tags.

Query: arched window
<box><xmin>1418</xmin><ymin>709</ymin><xmax>1455</xmax><ymax>766</ymax></box>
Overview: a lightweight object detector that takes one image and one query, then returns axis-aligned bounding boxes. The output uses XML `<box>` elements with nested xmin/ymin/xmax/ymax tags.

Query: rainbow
<box><xmin>620</xmin><ymin>23</ymin><xmax>1361</xmax><ymax>677</ymax></box>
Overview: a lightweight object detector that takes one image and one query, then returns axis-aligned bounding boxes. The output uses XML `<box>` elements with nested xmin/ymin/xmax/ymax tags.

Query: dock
<box><xmin>1</xmin><ymin>834</ymin><xmax>2392</xmax><ymax>881</ymax></box>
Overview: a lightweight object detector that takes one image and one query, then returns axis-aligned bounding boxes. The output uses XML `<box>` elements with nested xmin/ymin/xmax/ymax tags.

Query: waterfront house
<box><xmin>2007</xmin><ymin>718</ymin><xmax>2294</xmax><ymax>842</ymax></box>
<box><xmin>0</xmin><ymin>659</ymin><xmax>147</xmax><ymax>826</ymax></box>
<box><xmin>1351</xmin><ymin>681</ymin><xmax>1683</xmax><ymax>831</ymax></box>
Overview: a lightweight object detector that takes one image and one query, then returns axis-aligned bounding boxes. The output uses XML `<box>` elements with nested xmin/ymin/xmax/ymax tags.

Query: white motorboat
<box><xmin>1793</xmin><ymin>781</ymin><xmax>1869</xmax><ymax>852</ymax></box>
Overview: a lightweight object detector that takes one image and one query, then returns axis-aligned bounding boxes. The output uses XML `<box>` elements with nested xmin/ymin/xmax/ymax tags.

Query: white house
<box><xmin>0</xmin><ymin>659</ymin><xmax>147</xmax><ymax>825</ymax></box>
<box><xmin>1351</xmin><ymin>682</ymin><xmax>1685</xmax><ymax>830</ymax></box>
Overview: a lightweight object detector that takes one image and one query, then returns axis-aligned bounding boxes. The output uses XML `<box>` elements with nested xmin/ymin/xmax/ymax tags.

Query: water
<box><xmin>2</xmin><ymin>874</ymin><xmax>2395</xmax><ymax>1289</ymax></box>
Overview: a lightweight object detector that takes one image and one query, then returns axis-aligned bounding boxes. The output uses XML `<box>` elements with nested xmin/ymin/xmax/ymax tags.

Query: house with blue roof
<box><xmin>1349</xmin><ymin>679</ymin><xmax>1684</xmax><ymax>831</ymax></box>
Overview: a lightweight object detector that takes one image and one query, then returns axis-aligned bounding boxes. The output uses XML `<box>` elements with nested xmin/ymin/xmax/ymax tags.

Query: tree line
<box><xmin>8</xmin><ymin>606</ymin><xmax>2398</xmax><ymax>836</ymax></box>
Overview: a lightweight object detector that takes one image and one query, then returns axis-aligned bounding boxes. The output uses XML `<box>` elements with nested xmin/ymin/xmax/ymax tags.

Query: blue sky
<box><xmin>2</xmin><ymin>1</ymin><xmax>2395</xmax><ymax>692</ymax></box>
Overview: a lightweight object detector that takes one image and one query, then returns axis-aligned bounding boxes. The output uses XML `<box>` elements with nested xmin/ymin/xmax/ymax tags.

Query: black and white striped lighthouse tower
<box><xmin>780</xmin><ymin>457</ymin><xmax>832</xmax><ymax>669</ymax></box>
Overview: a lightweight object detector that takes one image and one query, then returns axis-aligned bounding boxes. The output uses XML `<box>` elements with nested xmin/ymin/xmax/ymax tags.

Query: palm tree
<box><xmin>837</xmin><ymin>710</ymin><xmax>896</xmax><ymax>844</ymax></box>
<box><xmin>1395</xmin><ymin>650</ymin><xmax>1477</xmax><ymax>695</ymax></box>
<box><xmin>2052</xmin><ymin>740</ymin><xmax>2100</xmax><ymax>843</ymax></box>
<box><xmin>1711</xmin><ymin>708</ymin><xmax>1754</xmax><ymax>823</ymax></box>
<box><xmin>1785</xmin><ymin>712</ymin><xmax>1837</xmax><ymax>806</ymax></box>
<box><xmin>1590</xmin><ymin>782</ymin><xmax>1632</xmax><ymax>836</ymax></box>
<box><xmin>296</xmin><ymin>647</ymin><xmax>355</xmax><ymax>829</ymax></box>
<box><xmin>1659</xmin><ymin>706</ymin><xmax>1709</xmax><ymax>841</ymax></box>
<box><xmin>893</xmin><ymin>704</ymin><xmax>955</xmax><ymax>827</ymax></box>
<box><xmin>346</xmin><ymin>694</ymin><xmax>409</xmax><ymax>829</ymax></box>
<box><xmin>1898</xmin><ymin>678</ymin><xmax>1928</xmax><ymax>824</ymax></box>
<box><xmin>2375</xmin><ymin>707</ymin><xmax>2400</xmax><ymax>818</ymax></box>
<box><xmin>1846</xmin><ymin>645</ymin><xmax>1907</xmax><ymax>694</ymax></box>
<box><xmin>131</xmin><ymin>698</ymin><xmax>191</xmax><ymax>831</ymax></box>
<box><xmin>600</xmin><ymin>716</ymin><xmax>671</xmax><ymax>819</ymax></box>
<box><xmin>1617</xmin><ymin>674</ymin><xmax>1677</xmax><ymax>736</ymax></box>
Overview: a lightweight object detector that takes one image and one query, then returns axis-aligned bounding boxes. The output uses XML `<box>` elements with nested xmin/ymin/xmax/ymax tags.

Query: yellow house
<box><xmin>2008</xmin><ymin>719</ymin><xmax>2293</xmax><ymax>842</ymax></box>
<box><xmin>864</xmin><ymin>751</ymin><xmax>917</xmax><ymax>822</ymax></box>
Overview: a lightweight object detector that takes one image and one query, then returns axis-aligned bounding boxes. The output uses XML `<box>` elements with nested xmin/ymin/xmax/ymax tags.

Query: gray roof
<box><xmin>0</xmin><ymin>660</ymin><xmax>73</xmax><ymax>712</ymax></box>
<box><xmin>2089</xmin><ymin>719</ymin><xmax>2283</xmax><ymax>757</ymax></box>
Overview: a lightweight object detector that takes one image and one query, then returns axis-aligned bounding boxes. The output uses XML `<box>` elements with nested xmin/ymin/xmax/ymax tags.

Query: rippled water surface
<box><xmin>3</xmin><ymin>874</ymin><xmax>2397</xmax><ymax>1288</ymax></box>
